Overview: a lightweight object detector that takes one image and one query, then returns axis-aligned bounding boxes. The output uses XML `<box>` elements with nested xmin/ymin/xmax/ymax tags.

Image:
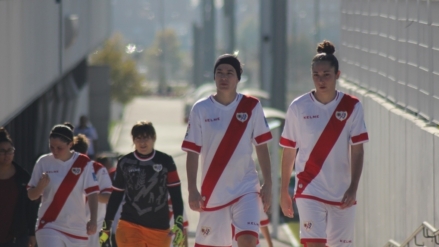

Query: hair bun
<box><xmin>0</xmin><ymin>127</ymin><xmax>7</xmax><ymax>139</ymax></box>
<box><xmin>317</xmin><ymin>40</ymin><xmax>335</xmax><ymax>55</ymax></box>
<box><xmin>0</xmin><ymin>127</ymin><xmax>13</xmax><ymax>144</ymax></box>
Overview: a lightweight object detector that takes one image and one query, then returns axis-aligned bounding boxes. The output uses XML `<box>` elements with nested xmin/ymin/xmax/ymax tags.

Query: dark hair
<box><xmin>0</xmin><ymin>127</ymin><xmax>13</xmax><ymax>145</ymax></box>
<box><xmin>49</xmin><ymin>124</ymin><xmax>74</xmax><ymax>143</ymax></box>
<box><xmin>213</xmin><ymin>54</ymin><xmax>243</xmax><ymax>80</ymax></box>
<box><xmin>72</xmin><ymin>134</ymin><xmax>89</xmax><ymax>154</ymax></box>
<box><xmin>131</xmin><ymin>121</ymin><xmax>156</xmax><ymax>139</ymax></box>
<box><xmin>312</xmin><ymin>40</ymin><xmax>339</xmax><ymax>73</ymax></box>
<box><xmin>96</xmin><ymin>156</ymin><xmax>110</xmax><ymax>166</ymax></box>
<box><xmin>63</xmin><ymin>122</ymin><xmax>74</xmax><ymax>132</ymax></box>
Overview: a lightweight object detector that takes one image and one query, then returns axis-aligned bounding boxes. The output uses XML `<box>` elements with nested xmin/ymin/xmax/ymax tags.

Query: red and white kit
<box><xmin>182</xmin><ymin>94</ymin><xmax>272</xmax><ymax>209</ymax></box>
<box><xmin>182</xmin><ymin>94</ymin><xmax>272</xmax><ymax>246</ymax></box>
<box><xmin>87</xmin><ymin>162</ymin><xmax>113</xmax><ymax>247</ymax></box>
<box><xmin>28</xmin><ymin>152</ymin><xmax>99</xmax><ymax>240</ymax></box>
<box><xmin>280</xmin><ymin>91</ymin><xmax>369</xmax><ymax>204</ymax></box>
<box><xmin>232</xmin><ymin>198</ymin><xmax>270</xmax><ymax>247</ymax></box>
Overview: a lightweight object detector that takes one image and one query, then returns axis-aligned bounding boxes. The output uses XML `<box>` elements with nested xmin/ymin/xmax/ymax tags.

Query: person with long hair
<box><xmin>0</xmin><ymin>128</ymin><xmax>39</xmax><ymax>247</ymax></box>
<box><xmin>280</xmin><ymin>40</ymin><xmax>369</xmax><ymax>247</ymax></box>
<box><xmin>27</xmin><ymin>124</ymin><xmax>99</xmax><ymax>247</ymax></box>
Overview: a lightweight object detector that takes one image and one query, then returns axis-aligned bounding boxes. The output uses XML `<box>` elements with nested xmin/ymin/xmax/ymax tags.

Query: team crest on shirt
<box><xmin>153</xmin><ymin>164</ymin><xmax>163</xmax><ymax>172</ymax></box>
<box><xmin>303</xmin><ymin>221</ymin><xmax>313</xmax><ymax>231</ymax></box>
<box><xmin>335</xmin><ymin>111</ymin><xmax>348</xmax><ymax>121</ymax></box>
<box><xmin>201</xmin><ymin>226</ymin><xmax>211</xmax><ymax>236</ymax></box>
<box><xmin>71</xmin><ymin>167</ymin><xmax>81</xmax><ymax>175</ymax></box>
<box><xmin>236</xmin><ymin>112</ymin><xmax>248</xmax><ymax>122</ymax></box>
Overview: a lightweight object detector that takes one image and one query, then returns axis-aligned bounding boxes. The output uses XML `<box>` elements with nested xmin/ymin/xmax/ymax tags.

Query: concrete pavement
<box><xmin>110</xmin><ymin>96</ymin><xmax>298</xmax><ymax>247</ymax></box>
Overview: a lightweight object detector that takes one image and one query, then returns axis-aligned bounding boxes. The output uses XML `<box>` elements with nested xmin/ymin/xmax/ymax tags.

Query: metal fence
<box><xmin>340</xmin><ymin>0</ymin><xmax>439</xmax><ymax>124</ymax></box>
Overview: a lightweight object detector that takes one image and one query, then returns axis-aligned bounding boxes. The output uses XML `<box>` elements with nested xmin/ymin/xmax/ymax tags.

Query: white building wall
<box><xmin>0</xmin><ymin>0</ymin><xmax>111</xmax><ymax>126</ymax></box>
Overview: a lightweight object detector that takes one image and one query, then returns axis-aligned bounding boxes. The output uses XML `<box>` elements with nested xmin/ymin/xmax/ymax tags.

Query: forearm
<box><xmin>255</xmin><ymin>144</ymin><xmax>272</xmax><ymax>185</ymax></box>
<box><xmin>169</xmin><ymin>185</ymin><xmax>184</xmax><ymax>220</ymax></box>
<box><xmin>27</xmin><ymin>187</ymin><xmax>43</xmax><ymax>201</ymax></box>
<box><xmin>280</xmin><ymin>148</ymin><xmax>296</xmax><ymax>193</ymax></box>
<box><xmin>105</xmin><ymin>190</ymin><xmax>124</xmax><ymax>221</ymax></box>
<box><xmin>186</xmin><ymin>152</ymin><xmax>199</xmax><ymax>192</ymax></box>
<box><xmin>88</xmin><ymin>193</ymin><xmax>99</xmax><ymax>222</ymax></box>
<box><xmin>350</xmin><ymin>144</ymin><xmax>364</xmax><ymax>191</ymax></box>
<box><xmin>98</xmin><ymin>193</ymin><xmax>111</xmax><ymax>204</ymax></box>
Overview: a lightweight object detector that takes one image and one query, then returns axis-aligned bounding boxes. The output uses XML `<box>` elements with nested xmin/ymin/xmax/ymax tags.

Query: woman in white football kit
<box><xmin>28</xmin><ymin>124</ymin><xmax>99</xmax><ymax>247</ymax></box>
<box><xmin>71</xmin><ymin>134</ymin><xmax>113</xmax><ymax>247</ymax></box>
<box><xmin>182</xmin><ymin>54</ymin><xmax>273</xmax><ymax>247</ymax></box>
<box><xmin>279</xmin><ymin>40</ymin><xmax>369</xmax><ymax>247</ymax></box>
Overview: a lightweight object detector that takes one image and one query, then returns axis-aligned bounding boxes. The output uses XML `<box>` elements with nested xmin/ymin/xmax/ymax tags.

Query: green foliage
<box><xmin>89</xmin><ymin>33</ymin><xmax>144</xmax><ymax>105</ymax></box>
<box><xmin>142</xmin><ymin>29</ymin><xmax>183</xmax><ymax>82</ymax></box>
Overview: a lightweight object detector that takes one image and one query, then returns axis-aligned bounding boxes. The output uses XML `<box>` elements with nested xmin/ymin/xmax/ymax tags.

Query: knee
<box><xmin>236</xmin><ymin>234</ymin><xmax>258</xmax><ymax>247</ymax></box>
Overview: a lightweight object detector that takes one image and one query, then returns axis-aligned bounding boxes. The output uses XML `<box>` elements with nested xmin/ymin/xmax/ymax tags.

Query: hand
<box><xmin>169</xmin><ymin>215</ymin><xmax>185</xmax><ymax>247</ymax></box>
<box><xmin>37</xmin><ymin>172</ymin><xmax>50</xmax><ymax>190</ymax></box>
<box><xmin>27</xmin><ymin>236</ymin><xmax>36</xmax><ymax>247</ymax></box>
<box><xmin>99</xmin><ymin>220</ymin><xmax>112</xmax><ymax>247</ymax></box>
<box><xmin>188</xmin><ymin>189</ymin><xmax>204</xmax><ymax>212</ymax></box>
<box><xmin>260</xmin><ymin>183</ymin><xmax>272</xmax><ymax>212</ymax></box>
<box><xmin>87</xmin><ymin>220</ymin><xmax>97</xmax><ymax>235</ymax></box>
<box><xmin>280</xmin><ymin>191</ymin><xmax>294</xmax><ymax>218</ymax></box>
<box><xmin>99</xmin><ymin>230</ymin><xmax>112</xmax><ymax>247</ymax></box>
<box><xmin>340</xmin><ymin>186</ymin><xmax>356</xmax><ymax>209</ymax></box>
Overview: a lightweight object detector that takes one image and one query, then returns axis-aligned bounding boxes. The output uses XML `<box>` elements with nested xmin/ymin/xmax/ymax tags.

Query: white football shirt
<box><xmin>28</xmin><ymin>152</ymin><xmax>99</xmax><ymax>239</ymax></box>
<box><xmin>280</xmin><ymin>91</ymin><xmax>369</xmax><ymax>204</ymax></box>
<box><xmin>182</xmin><ymin>94</ymin><xmax>272</xmax><ymax>209</ymax></box>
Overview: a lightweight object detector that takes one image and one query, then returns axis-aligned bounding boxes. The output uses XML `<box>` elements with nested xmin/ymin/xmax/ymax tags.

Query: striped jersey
<box><xmin>28</xmin><ymin>152</ymin><xmax>99</xmax><ymax>239</ymax></box>
<box><xmin>182</xmin><ymin>94</ymin><xmax>272</xmax><ymax>209</ymax></box>
<box><xmin>280</xmin><ymin>91</ymin><xmax>369</xmax><ymax>204</ymax></box>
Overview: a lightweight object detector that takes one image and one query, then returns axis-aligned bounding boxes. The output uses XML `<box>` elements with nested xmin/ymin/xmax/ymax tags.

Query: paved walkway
<box><xmin>110</xmin><ymin>96</ymin><xmax>298</xmax><ymax>247</ymax></box>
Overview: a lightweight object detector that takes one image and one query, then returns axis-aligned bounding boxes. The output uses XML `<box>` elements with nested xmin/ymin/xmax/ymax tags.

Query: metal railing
<box><xmin>384</xmin><ymin>222</ymin><xmax>439</xmax><ymax>247</ymax></box>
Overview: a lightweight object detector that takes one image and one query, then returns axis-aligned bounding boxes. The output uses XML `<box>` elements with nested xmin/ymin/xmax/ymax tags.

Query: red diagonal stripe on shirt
<box><xmin>201</xmin><ymin>95</ymin><xmax>258</xmax><ymax>207</ymax></box>
<box><xmin>295</xmin><ymin>95</ymin><xmax>358</xmax><ymax>196</ymax></box>
<box><xmin>38</xmin><ymin>154</ymin><xmax>90</xmax><ymax>229</ymax></box>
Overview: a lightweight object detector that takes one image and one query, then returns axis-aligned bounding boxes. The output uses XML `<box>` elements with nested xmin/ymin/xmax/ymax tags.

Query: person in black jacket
<box><xmin>0</xmin><ymin>127</ymin><xmax>39</xmax><ymax>247</ymax></box>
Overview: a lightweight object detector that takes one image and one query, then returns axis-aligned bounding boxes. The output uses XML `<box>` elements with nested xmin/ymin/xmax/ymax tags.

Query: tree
<box><xmin>142</xmin><ymin>29</ymin><xmax>183</xmax><ymax>86</ymax></box>
<box><xmin>89</xmin><ymin>32</ymin><xmax>144</xmax><ymax>104</ymax></box>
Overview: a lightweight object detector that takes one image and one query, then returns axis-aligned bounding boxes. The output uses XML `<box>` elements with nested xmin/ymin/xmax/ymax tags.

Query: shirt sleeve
<box><xmin>349</xmin><ymin>101</ymin><xmax>369</xmax><ymax>145</ymax></box>
<box><xmin>166</xmin><ymin>156</ymin><xmax>181</xmax><ymax>187</ymax></box>
<box><xmin>252</xmin><ymin>101</ymin><xmax>272</xmax><ymax>145</ymax></box>
<box><xmin>97</xmin><ymin>167</ymin><xmax>113</xmax><ymax>194</ymax></box>
<box><xmin>83</xmin><ymin>161</ymin><xmax>100</xmax><ymax>195</ymax></box>
<box><xmin>181</xmin><ymin>104</ymin><xmax>202</xmax><ymax>154</ymax></box>
<box><xmin>27</xmin><ymin>156</ymin><xmax>44</xmax><ymax>189</ymax></box>
<box><xmin>112</xmin><ymin>158</ymin><xmax>126</xmax><ymax>191</ymax></box>
<box><xmin>280</xmin><ymin>103</ymin><xmax>299</xmax><ymax>149</ymax></box>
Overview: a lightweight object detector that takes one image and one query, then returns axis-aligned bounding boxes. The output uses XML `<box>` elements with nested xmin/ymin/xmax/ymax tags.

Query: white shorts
<box><xmin>195</xmin><ymin>193</ymin><xmax>260</xmax><ymax>246</ymax></box>
<box><xmin>36</xmin><ymin>228</ymin><xmax>88</xmax><ymax>247</ymax></box>
<box><xmin>232</xmin><ymin>197</ymin><xmax>269</xmax><ymax>247</ymax></box>
<box><xmin>86</xmin><ymin>231</ymin><xmax>99</xmax><ymax>247</ymax></box>
<box><xmin>296</xmin><ymin>198</ymin><xmax>356</xmax><ymax>247</ymax></box>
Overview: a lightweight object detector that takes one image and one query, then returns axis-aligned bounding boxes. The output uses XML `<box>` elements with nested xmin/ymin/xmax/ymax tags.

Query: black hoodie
<box><xmin>5</xmin><ymin>162</ymin><xmax>39</xmax><ymax>241</ymax></box>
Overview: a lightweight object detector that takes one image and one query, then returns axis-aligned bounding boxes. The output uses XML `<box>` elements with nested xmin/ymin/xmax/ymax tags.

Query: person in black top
<box><xmin>103</xmin><ymin>121</ymin><xmax>184</xmax><ymax>247</ymax></box>
<box><xmin>0</xmin><ymin>127</ymin><xmax>39</xmax><ymax>247</ymax></box>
